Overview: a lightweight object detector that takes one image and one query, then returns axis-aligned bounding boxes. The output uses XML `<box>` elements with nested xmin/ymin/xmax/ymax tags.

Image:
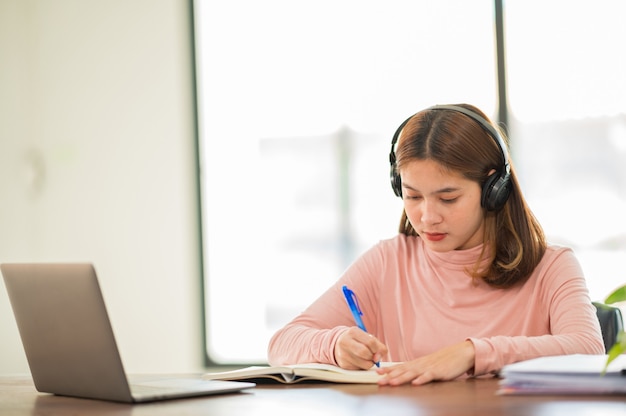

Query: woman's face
<box><xmin>400</xmin><ymin>159</ymin><xmax>485</xmax><ymax>252</ymax></box>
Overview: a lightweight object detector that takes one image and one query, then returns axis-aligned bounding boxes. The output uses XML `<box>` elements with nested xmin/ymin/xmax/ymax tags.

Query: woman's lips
<box><xmin>423</xmin><ymin>232</ymin><xmax>446</xmax><ymax>242</ymax></box>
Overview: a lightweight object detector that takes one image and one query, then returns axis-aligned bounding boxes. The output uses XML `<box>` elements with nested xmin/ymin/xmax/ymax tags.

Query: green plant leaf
<box><xmin>605</xmin><ymin>285</ymin><xmax>626</xmax><ymax>305</ymax></box>
<box><xmin>602</xmin><ymin>331</ymin><xmax>626</xmax><ymax>375</ymax></box>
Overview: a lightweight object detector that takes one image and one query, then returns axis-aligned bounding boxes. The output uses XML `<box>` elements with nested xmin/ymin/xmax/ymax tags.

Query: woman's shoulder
<box><xmin>375</xmin><ymin>233</ymin><xmax>422</xmax><ymax>252</ymax></box>
<box><xmin>361</xmin><ymin>234</ymin><xmax>427</xmax><ymax>269</ymax></box>
<box><xmin>541</xmin><ymin>244</ymin><xmax>577</xmax><ymax>264</ymax></box>
<box><xmin>529</xmin><ymin>244</ymin><xmax>583</xmax><ymax>285</ymax></box>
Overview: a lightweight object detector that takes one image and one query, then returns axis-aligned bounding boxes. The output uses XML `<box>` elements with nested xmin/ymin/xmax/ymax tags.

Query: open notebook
<box><xmin>203</xmin><ymin>362</ymin><xmax>397</xmax><ymax>384</ymax></box>
<box><xmin>1</xmin><ymin>263</ymin><xmax>255</xmax><ymax>403</ymax></box>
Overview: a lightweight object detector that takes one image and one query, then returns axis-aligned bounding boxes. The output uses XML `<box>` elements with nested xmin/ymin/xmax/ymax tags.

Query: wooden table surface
<box><xmin>1</xmin><ymin>374</ymin><xmax>624</xmax><ymax>415</ymax></box>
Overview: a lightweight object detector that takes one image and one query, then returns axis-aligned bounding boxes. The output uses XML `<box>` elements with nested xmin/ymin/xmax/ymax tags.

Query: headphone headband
<box><xmin>389</xmin><ymin>104</ymin><xmax>512</xmax><ymax>211</ymax></box>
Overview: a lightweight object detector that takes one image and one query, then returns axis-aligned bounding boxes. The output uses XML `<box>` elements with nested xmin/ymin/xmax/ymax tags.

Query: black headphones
<box><xmin>389</xmin><ymin>105</ymin><xmax>512</xmax><ymax>211</ymax></box>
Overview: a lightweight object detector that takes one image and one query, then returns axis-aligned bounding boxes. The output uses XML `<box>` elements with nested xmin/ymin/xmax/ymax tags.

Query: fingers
<box><xmin>334</xmin><ymin>327</ymin><xmax>388</xmax><ymax>370</ymax></box>
<box><xmin>376</xmin><ymin>364</ymin><xmax>435</xmax><ymax>386</ymax></box>
<box><xmin>376</xmin><ymin>340</ymin><xmax>475</xmax><ymax>386</ymax></box>
<box><xmin>362</xmin><ymin>332</ymin><xmax>388</xmax><ymax>365</ymax></box>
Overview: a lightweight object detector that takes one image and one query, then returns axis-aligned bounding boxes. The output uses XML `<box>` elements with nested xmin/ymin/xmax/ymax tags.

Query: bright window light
<box><xmin>506</xmin><ymin>0</ymin><xmax>626</xmax><ymax>305</ymax></box>
<box><xmin>194</xmin><ymin>0</ymin><xmax>496</xmax><ymax>363</ymax></box>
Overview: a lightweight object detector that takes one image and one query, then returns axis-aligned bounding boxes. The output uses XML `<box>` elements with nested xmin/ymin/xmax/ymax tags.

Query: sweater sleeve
<box><xmin>266</xmin><ymin>285</ymin><xmax>351</xmax><ymax>366</ymax></box>
<box><xmin>469</xmin><ymin>249</ymin><xmax>605</xmax><ymax>376</ymax></box>
<box><xmin>267</xmin><ymin>244</ymin><xmax>384</xmax><ymax>366</ymax></box>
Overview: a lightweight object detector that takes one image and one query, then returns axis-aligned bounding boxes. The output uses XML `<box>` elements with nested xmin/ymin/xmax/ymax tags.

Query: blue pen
<box><xmin>342</xmin><ymin>285</ymin><xmax>380</xmax><ymax>367</ymax></box>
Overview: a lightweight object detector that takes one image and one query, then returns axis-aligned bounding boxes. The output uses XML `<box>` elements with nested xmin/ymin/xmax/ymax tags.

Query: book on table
<box><xmin>498</xmin><ymin>354</ymin><xmax>626</xmax><ymax>395</ymax></box>
<box><xmin>203</xmin><ymin>363</ymin><xmax>393</xmax><ymax>384</ymax></box>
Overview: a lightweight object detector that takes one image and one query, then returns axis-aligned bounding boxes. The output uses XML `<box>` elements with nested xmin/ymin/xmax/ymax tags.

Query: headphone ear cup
<box><xmin>482</xmin><ymin>172</ymin><xmax>512</xmax><ymax>211</ymax></box>
<box><xmin>390</xmin><ymin>163</ymin><xmax>402</xmax><ymax>197</ymax></box>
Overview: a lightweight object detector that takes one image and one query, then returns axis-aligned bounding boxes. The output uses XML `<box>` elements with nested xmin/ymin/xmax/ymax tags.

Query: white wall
<box><xmin>0</xmin><ymin>0</ymin><xmax>204</xmax><ymax>374</ymax></box>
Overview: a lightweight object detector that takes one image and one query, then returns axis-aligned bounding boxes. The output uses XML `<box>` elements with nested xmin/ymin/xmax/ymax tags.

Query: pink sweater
<box><xmin>267</xmin><ymin>234</ymin><xmax>605</xmax><ymax>376</ymax></box>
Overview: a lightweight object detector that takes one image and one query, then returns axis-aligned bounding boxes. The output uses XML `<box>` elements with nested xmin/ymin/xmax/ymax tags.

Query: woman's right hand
<box><xmin>334</xmin><ymin>327</ymin><xmax>388</xmax><ymax>370</ymax></box>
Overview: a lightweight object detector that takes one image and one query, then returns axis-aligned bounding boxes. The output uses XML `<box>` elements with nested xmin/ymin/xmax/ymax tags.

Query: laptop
<box><xmin>0</xmin><ymin>263</ymin><xmax>255</xmax><ymax>403</ymax></box>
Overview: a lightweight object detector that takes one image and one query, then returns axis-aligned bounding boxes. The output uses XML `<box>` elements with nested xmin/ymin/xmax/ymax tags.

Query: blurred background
<box><xmin>1</xmin><ymin>0</ymin><xmax>624</xmax><ymax>373</ymax></box>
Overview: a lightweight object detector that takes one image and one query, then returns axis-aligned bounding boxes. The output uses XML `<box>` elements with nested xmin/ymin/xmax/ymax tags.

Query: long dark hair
<box><xmin>395</xmin><ymin>104</ymin><xmax>546</xmax><ymax>288</ymax></box>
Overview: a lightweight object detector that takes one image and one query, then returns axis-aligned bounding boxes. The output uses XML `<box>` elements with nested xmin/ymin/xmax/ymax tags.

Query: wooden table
<box><xmin>1</xmin><ymin>375</ymin><xmax>624</xmax><ymax>415</ymax></box>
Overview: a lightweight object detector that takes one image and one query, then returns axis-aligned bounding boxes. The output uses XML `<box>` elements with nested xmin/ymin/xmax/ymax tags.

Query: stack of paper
<box><xmin>498</xmin><ymin>354</ymin><xmax>626</xmax><ymax>395</ymax></box>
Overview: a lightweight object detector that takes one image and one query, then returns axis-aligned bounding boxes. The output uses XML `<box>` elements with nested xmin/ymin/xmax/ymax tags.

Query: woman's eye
<box><xmin>441</xmin><ymin>197</ymin><xmax>458</xmax><ymax>203</ymax></box>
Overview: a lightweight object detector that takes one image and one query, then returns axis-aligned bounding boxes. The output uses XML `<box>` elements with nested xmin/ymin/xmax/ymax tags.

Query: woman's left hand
<box><xmin>376</xmin><ymin>340</ymin><xmax>475</xmax><ymax>386</ymax></box>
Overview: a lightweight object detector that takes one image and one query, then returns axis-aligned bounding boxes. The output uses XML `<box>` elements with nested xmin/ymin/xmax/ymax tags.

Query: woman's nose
<box><xmin>421</xmin><ymin>200</ymin><xmax>442</xmax><ymax>224</ymax></box>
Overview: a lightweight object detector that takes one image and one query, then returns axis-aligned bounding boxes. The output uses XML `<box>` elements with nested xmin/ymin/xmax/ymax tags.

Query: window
<box><xmin>505</xmin><ymin>0</ymin><xmax>626</xmax><ymax>304</ymax></box>
<box><xmin>194</xmin><ymin>0</ymin><xmax>496</xmax><ymax>363</ymax></box>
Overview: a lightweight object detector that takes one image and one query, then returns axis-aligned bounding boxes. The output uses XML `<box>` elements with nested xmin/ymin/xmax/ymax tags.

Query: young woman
<box><xmin>267</xmin><ymin>104</ymin><xmax>604</xmax><ymax>386</ymax></box>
